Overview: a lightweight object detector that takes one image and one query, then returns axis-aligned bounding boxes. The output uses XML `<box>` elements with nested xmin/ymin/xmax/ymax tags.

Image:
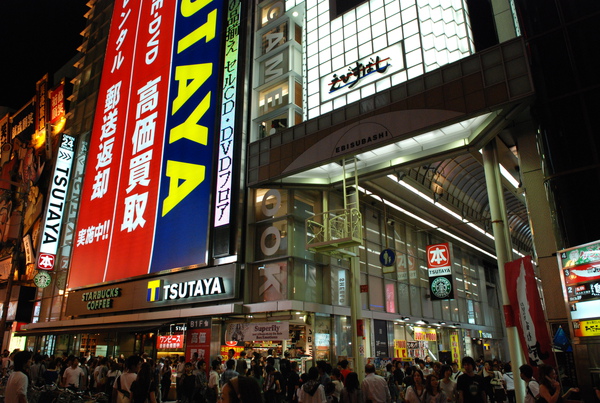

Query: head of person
<box><xmin>462</xmin><ymin>357</ymin><xmax>476</xmax><ymax>374</ymax></box>
<box><xmin>484</xmin><ymin>360</ymin><xmax>492</xmax><ymax>371</ymax></box>
<box><xmin>13</xmin><ymin>351</ymin><xmax>32</xmax><ymax>372</ymax></box>
<box><xmin>451</xmin><ymin>362</ymin><xmax>459</xmax><ymax>373</ymax></box>
<box><xmin>212</xmin><ymin>359</ymin><xmax>220</xmax><ymax>371</ymax></box>
<box><xmin>386</xmin><ymin>363</ymin><xmax>393</xmax><ymax>373</ymax></box>
<box><xmin>308</xmin><ymin>366</ymin><xmax>320</xmax><ymax>381</ymax></box>
<box><xmin>331</xmin><ymin>368</ymin><xmax>342</xmax><ymax>381</ymax></box>
<box><xmin>417</xmin><ymin>359</ymin><xmax>426</xmax><ymax>369</ymax></box>
<box><xmin>221</xmin><ymin>376</ymin><xmax>262</xmax><ymax>403</ymax></box>
<box><xmin>71</xmin><ymin>357</ymin><xmax>80</xmax><ymax>369</ymax></box>
<box><xmin>504</xmin><ymin>363</ymin><xmax>512</xmax><ymax>373</ymax></box>
<box><xmin>240</xmin><ymin>351</ymin><xmax>246</xmax><ymax>359</ymax></box>
<box><xmin>126</xmin><ymin>355</ymin><xmax>142</xmax><ymax>373</ymax></box>
<box><xmin>228</xmin><ymin>349</ymin><xmax>235</xmax><ymax>359</ymax></box>
<box><xmin>425</xmin><ymin>374</ymin><xmax>440</xmax><ymax>394</ymax></box>
<box><xmin>339</xmin><ymin>359</ymin><xmax>349</xmax><ymax>369</ymax></box>
<box><xmin>226</xmin><ymin>359</ymin><xmax>236</xmax><ymax>370</ymax></box>
<box><xmin>412</xmin><ymin>368</ymin><xmax>424</xmax><ymax>385</ymax></box>
<box><xmin>538</xmin><ymin>365</ymin><xmax>557</xmax><ymax>388</ymax></box>
<box><xmin>519</xmin><ymin>364</ymin><xmax>533</xmax><ymax>381</ymax></box>
<box><xmin>184</xmin><ymin>362</ymin><xmax>193</xmax><ymax>373</ymax></box>
<box><xmin>197</xmin><ymin>359</ymin><xmax>206</xmax><ymax>372</ymax></box>
<box><xmin>365</xmin><ymin>364</ymin><xmax>376</xmax><ymax>374</ymax></box>
<box><xmin>137</xmin><ymin>362</ymin><xmax>153</xmax><ymax>385</ymax></box>
<box><xmin>440</xmin><ymin>364</ymin><xmax>452</xmax><ymax>380</ymax></box>
<box><xmin>345</xmin><ymin>372</ymin><xmax>360</xmax><ymax>391</ymax></box>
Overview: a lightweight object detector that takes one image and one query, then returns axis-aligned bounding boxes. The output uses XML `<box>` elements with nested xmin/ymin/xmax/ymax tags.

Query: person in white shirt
<box><xmin>362</xmin><ymin>364</ymin><xmax>391</xmax><ymax>403</ymax></box>
<box><xmin>5</xmin><ymin>351</ymin><xmax>32</xmax><ymax>403</ymax></box>
<box><xmin>63</xmin><ymin>357</ymin><xmax>85</xmax><ymax>390</ymax></box>
<box><xmin>519</xmin><ymin>364</ymin><xmax>539</xmax><ymax>403</ymax></box>
<box><xmin>113</xmin><ymin>356</ymin><xmax>142</xmax><ymax>403</ymax></box>
<box><xmin>502</xmin><ymin>364</ymin><xmax>515</xmax><ymax>403</ymax></box>
<box><xmin>450</xmin><ymin>362</ymin><xmax>462</xmax><ymax>382</ymax></box>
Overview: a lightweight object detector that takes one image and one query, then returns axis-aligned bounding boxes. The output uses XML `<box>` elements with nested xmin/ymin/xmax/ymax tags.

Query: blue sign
<box><xmin>380</xmin><ymin>248</ymin><xmax>395</xmax><ymax>267</ymax></box>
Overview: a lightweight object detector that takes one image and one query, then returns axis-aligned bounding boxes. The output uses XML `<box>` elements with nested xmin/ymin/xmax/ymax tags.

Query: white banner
<box><xmin>225</xmin><ymin>321</ymin><xmax>289</xmax><ymax>342</ymax></box>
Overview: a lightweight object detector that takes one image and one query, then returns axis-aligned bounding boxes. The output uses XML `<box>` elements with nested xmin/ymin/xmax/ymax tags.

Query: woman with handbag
<box><xmin>131</xmin><ymin>363</ymin><xmax>158</xmax><ymax>403</ymax></box>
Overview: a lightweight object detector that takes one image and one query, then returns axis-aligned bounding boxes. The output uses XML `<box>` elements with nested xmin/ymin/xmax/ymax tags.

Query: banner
<box><xmin>505</xmin><ymin>256</ymin><xmax>555</xmax><ymax>368</ymax></box>
<box><xmin>225</xmin><ymin>321</ymin><xmax>289</xmax><ymax>342</ymax></box>
<box><xmin>185</xmin><ymin>318</ymin><xmax>211</xmax><ymax>362</ymax></box>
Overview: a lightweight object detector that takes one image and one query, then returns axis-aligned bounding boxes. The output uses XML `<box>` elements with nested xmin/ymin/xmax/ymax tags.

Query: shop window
<box><xmin>253</xmin><ymin>260</ymin><xmax>289</xmax><ymax>302</ymax></box>
<box><xmin>254</xmin><ymin>189</ymin><xmax>288</xmax><ymax>222</ymax></box>
<box><xmin>368</xmin><ymin>275</ymin><xmax>384</xmax><ymax>311</ymax></box>
<box><xmin>258</xmin><ymin>112</ymin><xmax>288</xmax><ymax>138</ymax></box>
<box><xmin>258</xmin><ymin>81</ymin><xmax>289</xmax><ymax>115</ymax></box>
<box><xmin>261</xmin><ymin>21</ymin><xmax>288</xmax><ymax>55</ymax></box>
<box><xmin>314</xmin><ymin>315</ymin><xmax>332</xmax><ymax>361</ymax></box>
<box><xmin>334</xmin><ymin>316</ymin><xmax>352</xmax><ymax>357</ymax></box>
<box><xmin>255</xmin><ymin>219</ymin><xmax>289</xmax><ymax>260</ymax></box>
<box><xmin>292</xmin><ymin>261</ymin><xmax>323</xmax><ymax>303</ymax></box>
<box><xmin>329</xmin><ymin>0</ymin><xmax>367</xmax><ymax>20</ymax></box>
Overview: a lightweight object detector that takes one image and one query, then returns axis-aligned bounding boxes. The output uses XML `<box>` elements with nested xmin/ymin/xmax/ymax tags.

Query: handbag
<box><xmin>116</xmin><ymin>376</ymin><xmax>132</xmax><ymax>403</ymax></box>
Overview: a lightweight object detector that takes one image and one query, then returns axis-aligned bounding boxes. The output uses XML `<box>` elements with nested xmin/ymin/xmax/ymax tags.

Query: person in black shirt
<box><xmin>457</xmin><ymin>357</ymin><xmax>485</xmax><ymax>403</ymax></box>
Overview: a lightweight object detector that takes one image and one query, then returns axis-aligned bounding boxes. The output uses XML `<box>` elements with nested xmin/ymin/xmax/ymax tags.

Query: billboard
<box><xmin>68</xmin><ymin>0</ymin><xmax>224</xmax><ymax>289</ymax></box>
<box><xmin>558</xmin><ymin>241</ymin><xmax>600</xmax><ymax>336</ymax></box>
<box><xmin>426</xmin><ymin>242</ymin><xmax>454</xmax><ymax>300</ymax></box>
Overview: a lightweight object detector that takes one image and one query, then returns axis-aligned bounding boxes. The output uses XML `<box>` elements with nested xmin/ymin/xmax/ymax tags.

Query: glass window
<box><xmin>292</xmin><ymin>261</ymin><xmax>323</xmax><ymax>303</ymax></box>
<box><xmin>258</xmin><ymin>81</ymin><xmax>290</xmax><ymax>116</ymax></box>
<box><xmin>254</xmin><ymin>189</ymin><xmax>288</xmax><ymax>221</ymax></box>
<box><xmin>255</xmin><ymin>219</ymin><xmax>289</xmax><ymax>260</ymax></box>
<box><xmin>368</xmin><ymin>275</ymin><xmax>384</xmax><ymax>311</ymax></box>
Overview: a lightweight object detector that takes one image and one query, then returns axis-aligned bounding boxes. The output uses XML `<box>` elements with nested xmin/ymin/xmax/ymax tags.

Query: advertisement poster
<box><xmin>450</xmin><ymin>332</ymin><xmax>460</xmax><ymax>364</ymax></box>
<box><xmin>69</xmin><ymin>0</ymin><xmax>225</xmax><ymax>288</ymax></box>
<box><xmin>394</xmin><ymin>339</ymin><xmax>407</xmax><ymax>359</ymax></box>
<box><xmin>157</xmin><ymin>334</ymin><xmax>183</xmax><ymax>349</ymax></box>
<box><xmin>185</xmin><ymin>317</ymin><xmax>211</xmax><ymax>363</ymax></box>
<box><xmin>505</xmin><ymin>256</ymin><xmax>555</xmax><ymax>368</ymax></box>
<box><xmin>225</xmin><ymin>321</ymin><xmax>289</xmax><ymax>342</ymax></box>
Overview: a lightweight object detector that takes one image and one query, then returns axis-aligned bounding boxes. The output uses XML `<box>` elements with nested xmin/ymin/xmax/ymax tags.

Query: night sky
<box><xmin>0</xmin><ymin>0</ymin><xmax>88</xmax><ymax>110</ymax></box>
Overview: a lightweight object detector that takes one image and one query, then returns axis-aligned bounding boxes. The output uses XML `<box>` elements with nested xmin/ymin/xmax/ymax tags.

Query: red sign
<box><xmin>563</xmin><ymin>263</ymin><xmax>600</xmax><ymax>285</ymax></box>
<box><xmin>157</xmin><ymin>334</ymin><xmax>184</xmax><ymax>349</ymax></box>
<box><xmin>426</xmin><ymin>243</ymin><xmax>450</xmax><ymax>268</ymax></box>
<box><xmin>505</xmin><ymin>256</ymin><xmax>555</xmax><ymax>368</ymax></box>
<box><xmin>37</xmin><ymin>253</ymin><xmax>55</xmax><ymax>271</ymax></box>
<box><xmin>49</xmin><ymin>85</ymin><xmax>65</xmax><ymax>123</ymax></box>
<box><xmin>360</xmin><ymin>284</ymin><xmax>369</xmax><ymax>293</ymax></box>
<box><xmin>185</xmin><ymin>318</ymin><xmax>211</xmax><ymax>364</ymax></box>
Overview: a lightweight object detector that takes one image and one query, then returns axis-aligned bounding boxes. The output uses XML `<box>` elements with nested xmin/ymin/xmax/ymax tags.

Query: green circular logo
<box><xmin>431</xmin><ymin>277</ymin><xmax>452</xmax><ymax>299</ymax></box>
<box><xmin>34</xmin><ymin>271</ymin><xmax>52</xmax><ymax>288</ymax></box>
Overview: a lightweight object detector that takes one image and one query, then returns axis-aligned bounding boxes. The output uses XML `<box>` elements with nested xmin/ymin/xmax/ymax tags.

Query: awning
<box><xmin>15</xmin><ymin>320</ymin><xmax>171</xmax><ymax>336</ymax></box>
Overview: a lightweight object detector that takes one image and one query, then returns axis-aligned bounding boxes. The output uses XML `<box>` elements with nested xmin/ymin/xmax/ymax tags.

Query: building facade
<box><xmin>3</xmin><ymin>0</ymin><xmax>597</xmax><ymax>398</ymax></box>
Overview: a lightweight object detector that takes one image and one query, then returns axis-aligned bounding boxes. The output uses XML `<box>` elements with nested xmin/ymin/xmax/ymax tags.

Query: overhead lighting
<box><xmin>402</xmin><ymin>316</ymin><xmax>410</xmax><ymax>321</ymax></box>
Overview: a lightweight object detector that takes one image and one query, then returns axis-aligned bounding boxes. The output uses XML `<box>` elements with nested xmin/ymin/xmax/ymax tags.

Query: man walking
<box><xmin>457</xmin><ymin>357</ymin><xmax>486</xmax><ymax>403</ymax></box>
<box><xmin>362</xmin><ymin>364</ymin><xmax>391</xmax><ymax>403</ymax></box>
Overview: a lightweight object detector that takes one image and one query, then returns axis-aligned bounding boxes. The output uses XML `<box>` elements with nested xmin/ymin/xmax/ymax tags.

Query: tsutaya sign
<box><xmin>426</xmin><ymin>242</ymin><xmax>455</xmax><ymax>300</ymax></box>
<box><xmin>320</xmin><ymin>41</ymin><xmax>404</xmax><ymax>103</ymax></box>
<box><xmin>69</xmin><ymin>0</ymin><xmax>224</xmax><ymax>288</ymax></box>
<box><xmin>37</xmin><ymin>134</ymin><xmax>75</xmax><ymax>270</ymax></box>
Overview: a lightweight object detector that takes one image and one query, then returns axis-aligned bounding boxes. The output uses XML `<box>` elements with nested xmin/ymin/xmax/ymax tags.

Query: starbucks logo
<box><xmin>431</xmin><ymin>277</ymin><xmax>452</xmax><ymax>299</ymax></box>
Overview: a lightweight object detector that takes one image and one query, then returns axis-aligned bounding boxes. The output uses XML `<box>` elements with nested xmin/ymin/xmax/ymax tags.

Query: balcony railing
<box><xmin>305</xmin><ymin>208</ymin><xmax>363</xmax><ymax>257</ymax></box>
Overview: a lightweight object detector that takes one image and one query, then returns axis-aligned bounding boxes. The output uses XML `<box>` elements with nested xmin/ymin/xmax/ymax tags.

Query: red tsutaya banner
<box><xmin>505</xmin><ymin>256</ymin><xmax>555</xmax><ymax>368</ymax></box>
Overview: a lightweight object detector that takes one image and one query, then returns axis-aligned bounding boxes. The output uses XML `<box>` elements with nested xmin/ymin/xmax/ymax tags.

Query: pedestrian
<box><xmin>439</xmin><ymin>365</ymin><xmax>457</xmax><ymax>403</ymax></box>
<box><xmin>404</xmin><ymin>369</ymin><xmax>426</xmax><ymax>403</ymax></box>
<box><xmin>361</xmin><ymin>364</ymin><xmax>391</xmax><ymax>403</ymax></box>
<box><xmin>206</xmin><ymin>359</ymin><xmax>220</xmax><ymax>403</ymax></box>
<box><xmin>339</xmin><ymin>372</ymin><xmax>363</xmax><ymax>403</ymax></box>
<box><xmin>62</xmin><ymin>357</ymin><xmax>85</xmax><ymax>390</ymax></box>
<box><xmin>298</xmin><ymin>367</ymin><xmax>327</xmax><ymax>403</ymax></box>
<box><xmin>263</xmin><ymin>365</ymin><xmax>282</xmax><ymax>403</ymax></box>
<box><xmin>287</xmin><ymin>361</ymin><xmax>301</xmax><ymax>403</ymax></box>
<box><xmin>176</xmin><ymin>356</ymin><xmax>186</xmax><ymax>403</ymax></box>
<box><xmin>538</xmin><ymin>364</ymin><xmax>579</xmax><ymax>403</ymax></box>
<box><xmin>424</xmin><ymin>374</ymin><xmax>446</xmax><ymax>403</ymax></box>
<box><xmin>501</xmin><ymin>364</ymin><xmax>515</xmax><ymax>403</ymax></box>
<box><xmin>195</xmin><ymin>360</ymin><xmax>208</xmax><ymax>403</ymax></box>
<box><xmin>450</xmin><ymin>363</ymin><xmax>462</xmax><ymax>383</ymax></box>
<box><xmin>130</xmin><ymin>362</ymin><xmax>158</xmax><ymax>403</ymax></box>
<box><xmin>5</xmin><ymin>351</ymin><xmax>32</xmax><ymax>403</ymax></box>
<box><xmin>113</xmin><ymin>356</ymin><xmax>142</xmax><ymax>403</ymax></box>
<box><xmin>519</xmin><ymin>364</ymin><xmax>539</xmax><ymax>403</ymax></box>
<box><xmin>456</xmin><ymin>357</ymin><xmax>485</xmax><ymax>403</ymax></box>
<box><xmin>235</xmin><ymin>351</ymin><xmax>248</xmax><ymax>376</ymax></box>
<box><xmin>339</xmin><ymin>361</ymin><xmax>352</xmax><ymax>386</ymax></box>
<box><xmin>160</xmin><ymin>359</ymin><xmax>173</xmax><ymax>402</ymax></box>
<box><xmin>220</xmin><ymin>376</ymin><xmax>263</xmax><ymax>403</ymax></box>
<box><xmin>180</xmin><ymin>362</ymin><xmax>197</xmax><ymax>403</ymax></box>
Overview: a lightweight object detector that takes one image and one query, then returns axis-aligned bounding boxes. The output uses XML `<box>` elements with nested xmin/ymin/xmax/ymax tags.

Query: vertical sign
<box><xmin>36</xmin><ymin>75</ymin><xmax>48</xmax><ymax>134</ymax></box>
<box><xmin>214</xmin><ymin>0</ymin><xmax>241</xmax><ymax>227</ymax></box>
<box><xmin>0</xmin><ymin>114</ymin><xmax>9</xmax><ymax>145</ymax></box>
<box><xmin>450</xmin><ymin>332</ymin><xmax>460</xmax><ymax>364</ymax></box>
<box><xmin>69</xmin><ymin>0</ymin><xmax>225</xmax><ymax>289</ymax></box>
<box><xmin>374</xmin><ymin>319</ymin><xmax>389</xmax><ymax>358</ymax></box>
<box><xmin>49</xmin><ymin>85</ymin><xmax>65</xmax><ymax>124</ymax></box>
<box><xmin>186</xmin><ymin>318</ymin><xmax>212</xmax><ymax>363</ymax></box>
<box><xmin>427</xmin><ymin>242</ymin><xmax>454</xmax><ymax>300</ymax></box>
<box><xmin>505</xmin><ymin>256</ymin><xmax>555</xmax><ymax>368</ymax></box>
<box><xmin>37</xmin><ymin>134</ymin><xmax>75</xmax><ymax>270</ymax></box>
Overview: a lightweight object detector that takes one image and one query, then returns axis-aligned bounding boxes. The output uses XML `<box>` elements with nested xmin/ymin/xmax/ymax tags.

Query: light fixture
<box><xmin>402</xmin><ymin>316</ymin><xmax>410</xmax><ymax>321</ymax></box>
<box><xmin>292</xmin><ymin>11</ymin><xmax>299</xmax><ymax>17</ymax></box>
<box><xmin>438</xmin><ymin>321</ymin><xmax>446</xmax><ymax>325</ymax></box>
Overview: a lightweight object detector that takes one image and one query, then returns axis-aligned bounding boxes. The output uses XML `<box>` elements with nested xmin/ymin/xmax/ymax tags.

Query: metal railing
<box><xmin>306</xmin><ymin>208</ymin><xmax>363</xmax><ymax>256</ymax></box>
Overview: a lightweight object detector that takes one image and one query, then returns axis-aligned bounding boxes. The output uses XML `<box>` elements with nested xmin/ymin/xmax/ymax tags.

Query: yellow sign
<box><xmin>414</xmin><ymin>327</ymin><xmax>437</xmax><ymax>341</ymax></box>
<box><xmin>574</xmin><ymin>319</ymin><xmax>600</xmax><ymax>337</ymax></box>
<box><xmin>394</xmin><ymin>339</ymin><xmax>407</xmax><ymax>359</ymax></box>
<box><xmin>450</xmin><ymin>332</ymin><xmax>460</xmax><ymax>363</ymax></box>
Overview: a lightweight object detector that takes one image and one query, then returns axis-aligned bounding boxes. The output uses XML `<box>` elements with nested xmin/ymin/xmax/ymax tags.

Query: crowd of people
<box><xmin>0</xmin><ymin>348</ymin><xmax>588</xmax><ymax>403</ymax></box>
